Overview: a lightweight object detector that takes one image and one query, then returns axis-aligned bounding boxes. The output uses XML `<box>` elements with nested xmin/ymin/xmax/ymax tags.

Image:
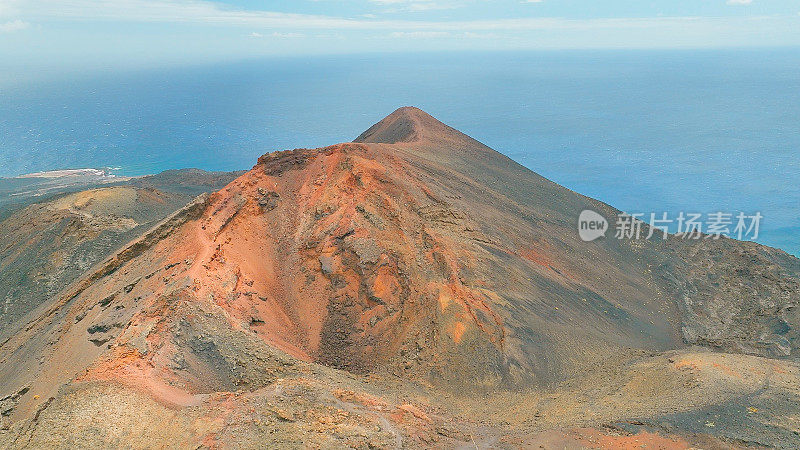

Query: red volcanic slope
<box><xmin>1</xmin><ymin>107</ymin><xmax>798</xmax><ymax>426</ymax></box>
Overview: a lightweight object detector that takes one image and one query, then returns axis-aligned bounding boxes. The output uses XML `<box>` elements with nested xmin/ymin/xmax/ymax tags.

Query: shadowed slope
<box><xmin>354</xmin><ymin>106</ymin><xmax>487</xmax><ymax>148</ymax></box>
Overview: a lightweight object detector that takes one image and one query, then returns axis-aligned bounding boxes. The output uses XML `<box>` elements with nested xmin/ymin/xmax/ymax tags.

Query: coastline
<box><xmin>15</xmin><ymin>168</ymin><xmax>120</xmax><ymax>179</ymax></box>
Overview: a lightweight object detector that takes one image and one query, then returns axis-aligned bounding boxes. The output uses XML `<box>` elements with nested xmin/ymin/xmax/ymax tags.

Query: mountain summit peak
<box><xmin>354</xmin><ymin>106</ymin><xmax>467</xmax><ymax>145</ymax></box>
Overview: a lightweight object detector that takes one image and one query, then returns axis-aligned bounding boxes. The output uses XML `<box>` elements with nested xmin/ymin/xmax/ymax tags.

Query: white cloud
<box><xmin>249</xmin><ymin>31</ymin><xmax>304</xmax><ymax>38</ymax></box>
<box><xmin>389</xmin><ymin>31</ymin><xmax>450</xmax><ymax>38</ymax></box>
<box><xmin>370</xmin><ymin>0</ymin><xmax>459</xmax><ymax>12</ymax></box>
<box><xmin>0</xmin><ymin>0</ymin><xmax>745</xmax><ymax>32</ymax></box>
<box><xmin>11</xmin><ymin>0</ymin><xmax>366</xmax><ymax>29</ymax></box>
<box><xmin>727</xmin><ymin>0</ymin><xmax>753</xmax><ymax>4</ymax></box>
<box><xmin>3</xmin><ymin>0</ymin><xmax>797</xmax><ymax>43</ymax></box>
<box><xmin>388</xmin><ymin>30</ymin><xmax>497</xmax><ymax>39</ymax></box>
<box><xmin>0</xmin><ymin>0</ymin><xmax>23</xmax><ymax>18</ymax></box>
<box><xmin>272</xmin><ymin>31</ymin><xmax>305</xmax><ymax>38</ymax></box>
<box><xmin>0</xmin><ymin>19</ymin><xmax>28</xmax><ymax>32</ymax></box>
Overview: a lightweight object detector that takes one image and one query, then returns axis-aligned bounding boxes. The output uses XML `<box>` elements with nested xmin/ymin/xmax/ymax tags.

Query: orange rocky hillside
<box><xmin>1</xmin><ymin>108</ymin><xmax>799</xmax><ymax>448</ymax></box>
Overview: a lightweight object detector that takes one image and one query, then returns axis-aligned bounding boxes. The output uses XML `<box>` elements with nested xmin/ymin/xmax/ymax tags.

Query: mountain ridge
<box><xmin>1</xmin><ymin>108</ymin><xmax>799</xmax><ymax>448</ymax></box>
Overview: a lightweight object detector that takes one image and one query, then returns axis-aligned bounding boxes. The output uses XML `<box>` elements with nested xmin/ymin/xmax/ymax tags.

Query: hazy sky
<box><xmin>2</xmin><ymin>0</ymin><xmax>800</xmax><ymax>77</ymax></box>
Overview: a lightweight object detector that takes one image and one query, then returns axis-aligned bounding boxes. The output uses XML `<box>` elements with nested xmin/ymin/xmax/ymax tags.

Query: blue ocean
<box><xmin>1</xmin><ymin>49</ymin><xmax>798</xmax><ymax>255</ymax></box>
